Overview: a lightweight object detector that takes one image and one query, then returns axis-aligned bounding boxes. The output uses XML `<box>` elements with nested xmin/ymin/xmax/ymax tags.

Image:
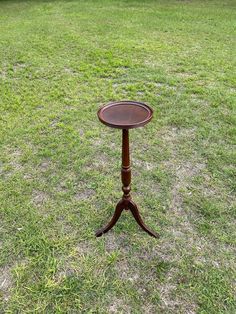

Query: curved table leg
<box><xmin>128</xmin><ymin>200</ymin><xmax>159</xmax><ymax>238</ymax></box>
<box><xmin>95</xmin><ymin>200</ymin><xmax>124</xmax><ymax>237</ymax></box>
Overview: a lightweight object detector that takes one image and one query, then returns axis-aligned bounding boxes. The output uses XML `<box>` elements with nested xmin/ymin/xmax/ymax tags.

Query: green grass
<box><xmin>0</xmin><ymin>0</ymin><xmax>236</xmax><ymax>312</ymax></box>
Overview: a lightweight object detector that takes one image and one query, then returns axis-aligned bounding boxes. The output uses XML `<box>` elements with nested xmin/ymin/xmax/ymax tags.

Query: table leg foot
<box><xmin>95</xmin><ymin>200</ymin><xmax>124</xmax><ymax>237</ymax></box>
<box><xmin>95</xmin><ymin>198</ymin><xmax>159</xmax><ymax>238</ymax></box>
<box><xmin>129</xmin><ymin>200</ymin><xmax>159</xmax><ymax>238</ymax></box>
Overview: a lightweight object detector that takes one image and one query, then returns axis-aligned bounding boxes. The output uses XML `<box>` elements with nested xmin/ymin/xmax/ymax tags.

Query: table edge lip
<box><xmin>97</xmin><ymin>100</ymin><xmax>153</xmax><ymax>129</ymax></box>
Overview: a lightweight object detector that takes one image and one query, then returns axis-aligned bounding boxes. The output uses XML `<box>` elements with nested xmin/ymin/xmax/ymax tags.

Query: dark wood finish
<box><xmin>97</xmin><ymin>100</ymin><xmax>153</xmax><ymax>129</ymax></box>
<box><xmin>96</xmin><ymin>101</ymin><xmax>158</xmax><ymax>238</ymax></box>
<box><xmin>95</xmin><ymin>199</ymin><xmax>124</xmax><ymax>237</ymax></box>
<box><xmin>121</xmin><ymin>129</ymin><xmax>131</xmax><ymax>200</ymax></box>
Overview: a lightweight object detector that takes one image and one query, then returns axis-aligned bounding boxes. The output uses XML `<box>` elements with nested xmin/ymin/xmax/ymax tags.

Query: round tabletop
<box><xmin>97</xmin><ymin>101</ymin><xmax>153</xmax><ymax>129</ymax></box>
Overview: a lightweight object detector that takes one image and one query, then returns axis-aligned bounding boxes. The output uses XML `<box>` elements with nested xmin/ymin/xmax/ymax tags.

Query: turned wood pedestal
<box><xmin>95</xmin><ymin>101</ymin><xmax>158</xmax><ymax>238</ymax></box>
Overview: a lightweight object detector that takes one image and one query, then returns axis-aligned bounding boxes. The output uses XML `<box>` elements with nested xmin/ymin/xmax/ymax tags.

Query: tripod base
<box><xmin>96</xmin><ymin>197</ymin><xmax>159</xmax><ymax>238</ymax></box>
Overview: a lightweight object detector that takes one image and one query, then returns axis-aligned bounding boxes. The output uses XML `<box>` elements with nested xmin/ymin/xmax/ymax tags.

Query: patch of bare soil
<box><xmin>103</xmin><ymin>232</ymin><xmax>129</xmax><ymax>254</ymax></box>
<box><xmin>0</xmin><ymin>69</ymin><xmax>7</xmax><ymax>79</ymax></box>
<box><xmin>74</xmin><ymin>189</ymin><xmax>95</xmax><ymax>201</ymax></box>
<box><xmin>13</xmin><ymin>62</ymin><xmax>26</xmax><ymax>72</ymax></box>
<box><xmin>132</xmin><ymin>158</ymin><xmax>156</xmax><ymax>171</ymax></box>
<box><xmin>10</xmin><ymin>148</ymin><xmax>23</xmax><ymax>172</ymax></box>
<box><xmin>39</xmin><ymin>160</ymin><xmax>51</xmax><ymax>172</ymax></box>
<box><xmin>32</xmin><ymin>190</ymin><xmax>49</xmax><ymax>206</ymax></box>
<box><xmin>108</xmin><ymin>297</ymin><xmax>131</xmax><ymax>313</ymax></box>
<box><xmin>0</xmin><ymin>267</ymin><xmax>12</xmax><ymax>302</ymax></box>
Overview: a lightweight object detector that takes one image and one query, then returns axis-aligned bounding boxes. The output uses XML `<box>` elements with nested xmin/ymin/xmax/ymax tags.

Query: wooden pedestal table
<box><xmin>96</xmin><ymin>101</ymin><xmax>158</xmax><ymax>238</ymax></box>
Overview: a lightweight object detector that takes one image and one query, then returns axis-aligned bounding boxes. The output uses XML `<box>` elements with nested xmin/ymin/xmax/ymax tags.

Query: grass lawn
<box><xmin>0</xmin><ymin>0</ymin><xmax>235</xmax><ymax>312</ymax></box>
